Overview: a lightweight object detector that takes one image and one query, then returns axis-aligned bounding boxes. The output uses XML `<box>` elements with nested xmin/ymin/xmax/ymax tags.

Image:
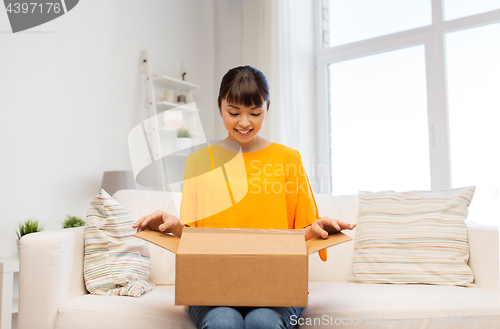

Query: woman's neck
<box><xmin>223</xmin><ymin>135</ymin><xmax>271</xmax><ymax>153</ymax></box>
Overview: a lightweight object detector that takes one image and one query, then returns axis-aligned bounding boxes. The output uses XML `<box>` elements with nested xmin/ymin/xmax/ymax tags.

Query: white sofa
<box><xmin>18</xmin><ymin>189</ymin><xmax>500</xmax><ymax>329</ymax></box>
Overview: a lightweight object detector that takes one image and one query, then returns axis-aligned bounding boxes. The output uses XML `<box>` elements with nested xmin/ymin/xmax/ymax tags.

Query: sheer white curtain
<box><xmin>241</xmin><ymin>0</ymin><xmax>317</xmax><ymax>189</ymax></box>
<box><xmin>242</xmin><ymin>0</ymin><xmax>300</xmax><ymax>150</ymax></box>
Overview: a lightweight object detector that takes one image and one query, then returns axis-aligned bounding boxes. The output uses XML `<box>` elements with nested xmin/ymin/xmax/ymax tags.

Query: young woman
<box><xmin>133</xmin><ymin>66</ymin><xmax>355</xmax><ymax>329</ymax></box>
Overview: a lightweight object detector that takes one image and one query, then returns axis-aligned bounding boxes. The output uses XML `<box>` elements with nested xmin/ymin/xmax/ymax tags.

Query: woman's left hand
<box><xmin>312</xmin><ymin>216</ymin><xmax>356</xmax><ymax>239</ymax></box>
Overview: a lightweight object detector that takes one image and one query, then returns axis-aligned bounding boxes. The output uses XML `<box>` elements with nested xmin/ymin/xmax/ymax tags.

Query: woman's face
<box><xmin>219</xmin><ymin>98</ymin><xmax>268</xmax><ymax>145</ymax></box>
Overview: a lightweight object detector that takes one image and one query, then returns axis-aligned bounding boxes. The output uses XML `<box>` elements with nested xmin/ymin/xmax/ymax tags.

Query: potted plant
<box><xmin>62</xmin><ymin>214</ymin><xmax>86</xmax><ymax>228</ymax></box>
<box><xmin>16</xmin><ymin>219</ymin><xmax>43</xmax><ymax>254</ymax></box>
<box><xmin>176</xmin><ymin>127</ymin><xmax>192</xmax><ymax>155</ymax></box>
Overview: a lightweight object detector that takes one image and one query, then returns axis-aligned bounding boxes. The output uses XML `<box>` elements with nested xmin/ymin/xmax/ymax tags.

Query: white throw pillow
<box><xmin>348</xmin><ymin>186</ymin><xmax>477</xmax><ymax>287</ymax></box>
<box><xmin>84</xmin><ymin>189</ymin><xmax>154</xmax><ymax>297</ymax></box>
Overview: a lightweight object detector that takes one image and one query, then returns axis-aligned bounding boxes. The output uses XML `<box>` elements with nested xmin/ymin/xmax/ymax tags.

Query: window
<box><xmin>328</xmin><ymin>46</ymin><xmax>430</xmax><ymax>195</ymax></box>
<box><xmin>446</xmin><ymin>22</ymin><xmax>500</xmax><ymax>225</ymax></box>
<box><xmin>444</xmin><ymin>0</ymin><xmax>500</xmax><ymax>21</ymax></box>
<box><xmin>315</xmin><ymin>0</ymin><xmax>500</xmax><ymax>225</ymax></box>
<box><xmin>324</xmin><ymin>0</ymin><xmax>432</xmax><ymax>47</ymax></box>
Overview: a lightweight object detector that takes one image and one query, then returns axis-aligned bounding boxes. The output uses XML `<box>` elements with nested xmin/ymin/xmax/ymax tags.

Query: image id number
<box><xmin>6</xmin><ymin>2</ymin><xmax>62</xmax><ymax>14</ymax></box>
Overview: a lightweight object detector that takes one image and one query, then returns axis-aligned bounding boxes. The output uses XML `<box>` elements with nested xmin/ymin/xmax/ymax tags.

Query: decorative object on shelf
<box><xmin>101</xmin><ymin>171</ymin><xmax>136</xmax><ymax>197</ymax></box>
<box><xmin>177</xmin><ymin>94</ymin><xmax>186</xmax><ymax>104</ymax></box>
<box><xmin>177</xmin><ymin>127</ymin><xmax>191</xmax><ymax>138</ymax></box>
<box><xmin>181</xmin><ymin>61</ymin><xmax>187</xmax><ymax>81</ymax></box>
<box><xmin>163</xmin><ymin>90</ymin><xmax>175</xmax><ymax>103</ymax></box>
<box><xmin>176</xmin><ymin>127</ymin><xmax>192</xmax><ymax>155</ymax></box>
<box><xmin>62</xmin><ymin>214</ymin><xmax>86</xmax><ymax>228</ymax></box>
<box><xmin>164</xmin><ymin>110</ymin><xmax>183</xmax><ymax>130</ymax></box>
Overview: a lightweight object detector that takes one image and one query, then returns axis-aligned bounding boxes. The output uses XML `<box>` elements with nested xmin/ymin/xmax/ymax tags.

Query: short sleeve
<box><xmin>292</xmin><ymin>150</ymin><xmax>321</xmax><ymax>229</ymax></box>
<box><xmin>180</xmin><ymin>154</ymin><xmax>198</xmax><ymax>227</ymax></box>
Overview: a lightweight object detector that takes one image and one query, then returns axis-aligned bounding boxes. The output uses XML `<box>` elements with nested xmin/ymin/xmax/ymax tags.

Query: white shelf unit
<box><xmin>0</xmin><ymin>258</ymin><xmax>19</xmax><ymax>329</ymax></box>
<box><xmin>159</xmin><ymin>127</ymin><xmax>201</xmax><ymax>136</ymax></box>
<box><xmin>155</xmin><ymin>100</ymin><xmax>200</xmax><ymax>112</ymax></box>
<box><xmin>11</xmin><ymin>300</ymin><xmax>17</xmax><ymax>315</ymax></box>
<box><xmin>149</xmin><ymin>70</ymin><xmax>202</xmax><ymax>148</ymax></box>
<box><xmin>152</xmin><ymin>74</ymin><xmax>200</xmax><ymax>91</ymax></box>
<box><xmin>141</xmin><ymin>50</ymin><xmax>203</xmax><ymax>192</ymax></box>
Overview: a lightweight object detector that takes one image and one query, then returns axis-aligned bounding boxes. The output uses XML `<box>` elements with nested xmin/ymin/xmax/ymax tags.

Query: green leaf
<box><xmin>62</xmin><ymin>214</ymin><xmax>86</xmax><ymax>228</ymax></box>
<box><xmin>16</xmin><ymin>219</ymin><xmax>43</xmax><ymax>239</ymax></box>
<box><xmin>176</xmin><ymin>127</ymin><xmax>191</xmax><ymax>138</ymax></box>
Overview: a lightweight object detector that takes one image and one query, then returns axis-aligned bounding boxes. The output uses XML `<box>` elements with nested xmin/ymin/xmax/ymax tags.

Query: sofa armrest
<box><xmin>467</xmin><ymin>224</ymin><xmax>499</xmax><ymax>293</ymax></box>
<box><xmin>18</xmin><ymin>227</ymin><xmax>87</xmax><ymax>329</ymax></box>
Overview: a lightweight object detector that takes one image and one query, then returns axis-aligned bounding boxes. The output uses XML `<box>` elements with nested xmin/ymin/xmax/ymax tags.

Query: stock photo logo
<box><xmin>128</xmin><ymin>103</ymin><xmax>249</xmax><ymax>223</ymax></box>
<box><xmin>3</xmin><ymin>0</ymin><xmax>79</xmax><ymax>33</ymax></box>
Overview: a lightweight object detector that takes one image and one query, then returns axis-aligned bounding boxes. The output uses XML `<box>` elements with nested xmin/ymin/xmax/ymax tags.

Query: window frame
<box><xmin>314</xmin><ymin>0</ymin><xmax>500</xmax><ymax>194</ymax></box>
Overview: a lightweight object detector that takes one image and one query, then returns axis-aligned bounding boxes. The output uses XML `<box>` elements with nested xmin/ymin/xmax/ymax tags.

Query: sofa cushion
<box><xmin>302</xmin><ymin>282</ymin><xmax>500</xmax><ymax>329</ymax></box>
<box><xmin>54</xmin><ymin>283</ymin><xmax>500</xmax><ymax>329</ymax></box>
<box><xmin>84</xmin><ymin>189</ymin><xmax>154</xmax><ymax>297</ymax></box>
<box><xmin>349</xmin><ymin>186</ymin><xmax>476</xmax><ymax>287</ymax></box>
<box><xmin>54</xmin><ymin>286</ymin><xmax>195</xmax><ymax>329</ymax></box>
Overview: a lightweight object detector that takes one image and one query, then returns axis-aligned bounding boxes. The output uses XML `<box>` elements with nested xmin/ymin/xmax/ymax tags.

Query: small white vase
<box><xmin>176</xmin><ymin>137</ymin><xmax>193</xmax><ymax>155</ymax></box>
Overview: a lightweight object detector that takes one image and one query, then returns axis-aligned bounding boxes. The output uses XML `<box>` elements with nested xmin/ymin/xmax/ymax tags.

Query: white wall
<box><xmin>0</xmin><ymin>0</ymin><xmax>215</xmax><ymax>258</ymax></box>
<box><xmin>0</xmin><ymin>0</ymin><xmax>318</xmax><ymax>258</ymax></box>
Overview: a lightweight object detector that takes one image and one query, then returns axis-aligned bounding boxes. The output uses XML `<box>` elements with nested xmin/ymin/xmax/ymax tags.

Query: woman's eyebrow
<box><xmin>227</xmin><ymin>104</ymin><xmax>262</xmax><ymax>110</ymax></box>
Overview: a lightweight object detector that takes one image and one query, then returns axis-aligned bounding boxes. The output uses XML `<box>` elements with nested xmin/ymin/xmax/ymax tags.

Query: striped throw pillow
<box><xmin>348</xmin><ymin>186</ymin><xmax>477</xmax><ymax>287</ymax></box>
<box><xmin>84</xmin><ymin>189</ymin><xmax>154</xmax><ymax>297</ymax></box>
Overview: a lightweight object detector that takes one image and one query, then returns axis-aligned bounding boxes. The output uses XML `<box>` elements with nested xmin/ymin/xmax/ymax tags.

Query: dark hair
<box><xmin>217</xmin><ymin>66</ymin><xmax>270</xmax><ymax>112</ymax></box>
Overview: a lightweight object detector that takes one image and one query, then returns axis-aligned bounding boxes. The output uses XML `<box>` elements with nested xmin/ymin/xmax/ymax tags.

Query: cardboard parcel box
<box><xmin>135</xmin><ymin>227</ymin><xmax>351</xmax><ymax>307</ymax></box>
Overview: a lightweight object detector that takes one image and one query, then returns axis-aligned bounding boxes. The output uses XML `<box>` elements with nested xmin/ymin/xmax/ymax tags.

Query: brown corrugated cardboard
<box><xmin>135</xmin><ymin>227</ymin><xmax>351</xmax><ymax>307</ymax></box>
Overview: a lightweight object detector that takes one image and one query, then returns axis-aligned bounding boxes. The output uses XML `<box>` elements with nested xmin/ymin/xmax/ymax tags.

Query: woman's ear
<box><xmin>217</xmin><ymin>97</ymin><xmax>222</xmax><ymax>116</ymax></box>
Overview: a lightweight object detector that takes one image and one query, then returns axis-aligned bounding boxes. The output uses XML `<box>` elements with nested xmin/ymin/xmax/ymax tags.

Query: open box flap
<box><xmin>134</xmin><ymin>230</ymin><xmax>180</xmax><ymax>254</ymax></box>
<box><xmin>305</xmin><ymin>232</ymin><xmax>352</xmax><ymax>255</ymax></box>
<box><xmin>134</xmin><ymin>229</ymin><xmax>352</xmax><ymax>255</ymax></box>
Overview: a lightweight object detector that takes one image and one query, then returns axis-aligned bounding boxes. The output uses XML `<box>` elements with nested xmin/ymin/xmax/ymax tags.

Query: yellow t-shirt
<box><xmin>180</xmin><ymin>142</ymin><xmax>320</xmax><ymax>230</ymax></box>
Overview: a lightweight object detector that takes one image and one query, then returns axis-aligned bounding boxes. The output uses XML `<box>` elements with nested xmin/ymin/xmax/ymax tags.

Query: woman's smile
<box><xmin>234</xmin><ymin>128</ymin><xmax>253</xmax><ymax>136</ymax></box>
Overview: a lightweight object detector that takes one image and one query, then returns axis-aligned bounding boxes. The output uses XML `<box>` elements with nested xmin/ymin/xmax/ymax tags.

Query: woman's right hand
<box><xmin>132</xmin><ymin>210</ymin><xmax>184</xmax><ymax>237</ymax></box>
